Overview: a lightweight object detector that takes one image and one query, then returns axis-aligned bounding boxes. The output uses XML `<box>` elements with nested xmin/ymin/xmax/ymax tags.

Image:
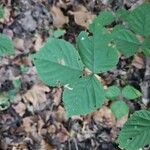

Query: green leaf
<box><xmin>125</xmin><ymin>3</ymin><xmax>150</xmax><ymax>37</ymax></box>
<box><xmin>116</xmin><ymin>8</ymin><xmax>129</xmax><ymax>20</ymax></box>
<box><xmin>33</xmin><ymin>38</ymin><xmax>84</xmax><ymax>86</ymax></box>
<box><xmin>142</xmin><ymin>37</ymin><xmax>150</xmax><ymax>56</ymax></box>
<box><xmin>112</xmin><ymin>28</ymin><xmax>141</xmax><ymax>57</ymax></box>
<box><xmin>52</xmin><ymin>29</ymin><xmax>66</xmax><ymax>38</ymax></box>
<box><xmin>0</xmin><ymin>5</ymin><xmax>4</xmax><ymax>19</ymax></box>
<box><xmin>77</xmin><ymin>27</ymin><xmax>119</xmax><ymax>73</ymax></box>
<box><xmin>118</xmin><ymin>110</ymin><xmax>150</xmax><ymax>150</ymax></box>
<box><xmin>122</xmin><ymin>85</ymin><xmax>142</xmax><ymax>100</ymax></box>
<box><xmin>111</xmin><ymin>100</ymin><xmax>129</xmax><ymax>119</ymax></box>
<box><xmin>63</xmin><ymin>75</ymin><xmax>105</xmax><ymax>117</ymax></box>
<box><xmin>89</xmin><ymin>10</ymin><xmax>115</xmax><ymax>33</ymax></box>
<box><xmin>0</xmin><ymin>93</ymin><xmax>10</xmax><ymax>110</ymax></box>
<box><xmin>106</xmin><ymin>86</ymin><xmax>121</xmax><ymax>100</ymax></box>
<box><xmin>0</xmin><ymin>34</ymin><xmax>14</xmax><ymax>56</ymax></box>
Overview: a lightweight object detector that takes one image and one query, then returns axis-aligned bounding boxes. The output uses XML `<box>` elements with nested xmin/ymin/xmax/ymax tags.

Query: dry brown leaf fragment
<box><xmin>92</xmin><ymin>106</ymin><xmax>116</xmax><ymax>127</ymax></box>
<box><xmin>12</xmin><ymin>102</ymin><xmax>26</xmax><ymax>117</ymax></box>
<box><xmin>69</xmin><ymin>5</ymin><xmax>95</xmax><ymax>28</ymax></box>
<box><xmin>55</xmin><ymin>106</ymin><xmax>67</xmax><ymax>122</ymax></box>
<box><xmin>51</xmin><ymin>6</ymin><xmax>69</xmax><ymax>28</ymax></box>
<box><xmin>40</xmin><ymin>140</ymin><xmax>57</xmax><ymax>150</ymax></box>
<box><xmin>52</xmin><ymin>88</ymin><xmax>62</xmax><ymax>106</ymax></box>
<box><xmin>23</xmin><ymin>83</ymin><xmax>50</xmax><ymax>111</ymax></box>
<box><xmin>132</xmin><ymin>54</ymin><xmax>145</xmax><ymax>69</ymax></box>
<box><xmin>13</xmin><ymin>38</ymin><xmax>25</xmax><ymax>51</ymax></box>
<box><xmin>34</xmin><ymin>35</ymin><xmax>43</xmax><ymax>52</ymax></box>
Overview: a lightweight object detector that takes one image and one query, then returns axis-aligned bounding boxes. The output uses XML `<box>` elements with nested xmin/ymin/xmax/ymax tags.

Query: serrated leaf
<box><xmin>126</xmin><ymin>3</ymin><xmax>150</xmax><ymax>37</ymax></box>
<box><xmin>89</xmin><ymin>10</ymin><xmax>115</xmax><ymax>33</ymax></box>
<box><xmin>77</xmin><ymin>27</ymin><xmax>119</xmax><ymax>73</ymax></box>
<box><xmin>112</xmin><ymin>28</ymin><xmax>141</xmax><ymax>57</ymax></box>
<box><xmin>118</xmin><ymin>110</ymin><xmax>150</xmax><ymax>150</ymax></box>
<box><xmin>111</xmin><ymin>100</ymin><xmax>129</xmax><ymax>119</ymax></box>
<box><xmin>122</xmin><ymin>85</ymin><xmax>142</xmax><ymax>100</ymax></box>
<box><xmin>33</xmin><ymin>38</ymin><xmax>84</xmax><ymax>86</ymax></box>
<box><xmin>106</xmin><ymin>86</ymin><xmax>121</xmax><ymax>100</ymax></box>
<box><xmin>142</xmin><ymin>37</ymin><xmax>150</xmax><ymax>57</ymax></box>
<box><xmin>63</xmin><ymin>75</ymin><xmax>105</xmax><ymax>117</ymax></box>
<box><xmin>0</xmin><ymin>34</ymin><xmax>14</xmax><ymax>56</ymax></box>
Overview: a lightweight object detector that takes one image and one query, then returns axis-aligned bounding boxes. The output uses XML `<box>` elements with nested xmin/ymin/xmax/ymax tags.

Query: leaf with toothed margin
<box><xmin>63</xmin><ymin>75</ymin><xmax>105</xmax><ymax>117</ymax></box>
<box><xmin>118</xmin><ymin>110</ymin><xmax>150</xmax><ymax>150</ymax></box>
<box><xmin>32</xmin><ymin>38</ymin><xmax>84</xmax><ymax>86</ymax></box>
<box><xmin>77</xmin><ymin>27</ymin><xmax>119</xmax><ymax>73</ymax></box>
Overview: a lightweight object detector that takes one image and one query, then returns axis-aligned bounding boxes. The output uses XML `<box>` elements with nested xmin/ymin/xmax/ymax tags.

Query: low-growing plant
<box><xmin>33</xmin><ymin>2</ymin><xmax>150</xmax><ymax>150</ymax></box>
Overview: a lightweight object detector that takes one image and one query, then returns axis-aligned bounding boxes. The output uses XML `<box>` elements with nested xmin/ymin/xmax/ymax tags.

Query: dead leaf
<box><xmin>56</xmin><ymin>126</ymin><xmax>69</xmax><ymax>143</ymax></box>
<box><xmin>13</xmin><ymin>38</ymin><xmax>25</xmax><ymax>51</ymax></box>
<box><xmin>132</xmin><ymin>54</ymin><xmax>145</xmax><ymax>69</ymax></box>
<box><xmin>12</xmin><ymin>102</ymin><xmax>26</xmax><ymax>117</ymax></box>
<box><xmin>40</xmin><ymin>140</ymin><xmax>57</xmax><ymax>150</ymax></box>
<box><xmin>93</xmin><ymin>106</ymin><xmax>116</xmax><ymax>127</ymax></box>
<box><xmin>69</xmin><ymin>5</ymin><xmax>95</xmax><ymax>28</ymax></box>
<box><xmin>34</xmin><ymin>35</ymin><xmax>43</xmax><ymax>52</ymax></box>
<box><xmin>55</xmin><ymin>106</ymin><xmax>67</xmax><ymax>122</ymax></box>
<box><xmin>52</xmin><ymin>88</ymin><xmax>62</xmax><ymax>106</ymax></box>
<box><xmin>23</xmin><ymin>83</ymin><xmax>50</xmax><ymax>111</ymax></box>
<box><xmin>51</xmin><ymin>6</ymin><xmax>69</xmax><ymax>28</ymax></box>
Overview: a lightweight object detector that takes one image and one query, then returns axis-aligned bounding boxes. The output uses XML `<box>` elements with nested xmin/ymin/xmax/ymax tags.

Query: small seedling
<box><xmin>33</xmin><ymin>3</ymin><xmax>150</xmax><ymax>149</ymax></box>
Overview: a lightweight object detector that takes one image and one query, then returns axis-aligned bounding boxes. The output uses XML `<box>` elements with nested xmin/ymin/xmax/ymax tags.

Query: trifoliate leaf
<box><xmin>0</xmin><ymin>34</ymin><xmax>14</xmax><ymax>56</ymax></box>
<box><xmin>89</xmin><ymin>10</ymin><xmax>115</xmax><ymax>33</ymax></box>
<box><xmin>111</xmin><ymin>100</ymin><xmax>129</xmax><ymax>119</ymax></box>
<box><xmin>118</xmin><ymin>110</ymin><xmax>150</xmax><ymax>150</ymax></box>
<box><xmin>122</xmin><ymin>85</ymin><xmax>142</xmax><ymax>100</ymax></box>
<box><xmin>77</xmin><ymin>27</ymin><xmax>119</xmax><ymax>73</ymax></box>
<box><xmin>63</xmin><ymin>75</ymin><xmax>105</xmax><ymax>117</ymax></box>
<box><xmin>125</xmin><ymin>3</ymin><xmax>150</xmax><ymax>37</ymax></box>
<box><xmin>33</xmin><ymin>38</ymin><xmax>84</xmax><ymax>86</ymax></box>
<box><xmin>106</xmin><ymin>86</ymin><xmax>121</xmax><ymax>100</ymax></box>
<box><xmin>112</xmin><ymin>28</ymin><xmax>141</xmax><ymax>57</ymax></box>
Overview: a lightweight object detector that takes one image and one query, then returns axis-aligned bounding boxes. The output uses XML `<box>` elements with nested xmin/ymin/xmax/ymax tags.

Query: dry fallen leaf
<box><xmin>132</xmin><ymin>54</ymin><xmax>145</xmax><ymax>69</ymax></box>
<box><xmin>13</xmin><ymin>38</ymin><xmax>25</xmax><ymax>51</ymax></box>
<box><xmin>55</xmin><ymin>106</ymin><xmax>67</xmax><ymax>122</ymax></box>
<box><xmin>23</xmin><ymin>83</ymin><xmax>50</xmax><ymax>111</ymax></box>
<box><xmin>40</xmin><ymin>140</ymin><xmax>57</xmax><ymax>150</ymax></box>
<box><xmin>69</xmin><ymin>5</ymin><xmax>95</xmax><ymax>28</ymax></box>
<box><xmin>93</xmin><ymin>106</ymin><xmax>116</xmax><ymax>127</ymax></box>
<box><xmin>51</xmin><ymin>6</ymin><xmax>69</xmax><ymax>28</ymax></box>
<box><xmin>52</xmin><ymin>88</ymin><xmax>62</xmax><ymax>106</ymax></box>
<box><xmin>12</xmin><ymin>102</ymin><xmax>26</xmax><ymax>117</ymax></box>
<box><xmin>34</xmin><ymin>35</ymin><xmax>43</xmax><ymax>52</ymax></box>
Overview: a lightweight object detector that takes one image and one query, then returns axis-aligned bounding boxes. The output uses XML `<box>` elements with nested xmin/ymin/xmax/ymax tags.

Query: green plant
<box><xmin>33</xmin><ymin>2</ymin><xmax>150</xmax><ymax>150</ymax></box>
<box><xmin>0</xmin><ymin>5</ymin><xmax>4</xmax><ymax>19</ymax></box>
<box><xmin>0</xmin><ymin>34</ymin><xmax>14</xmax><ymax>56</ymax></box>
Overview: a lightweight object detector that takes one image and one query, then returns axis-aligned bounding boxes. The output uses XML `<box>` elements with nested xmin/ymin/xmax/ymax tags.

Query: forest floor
<box><xmin>0</xmin><ymin>0</ymin><xmax>149</xmax><ymax>150</ymax></box>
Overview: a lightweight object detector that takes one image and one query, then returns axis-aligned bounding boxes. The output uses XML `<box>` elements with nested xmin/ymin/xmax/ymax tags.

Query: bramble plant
<box><xmin>33</xmin><ymin>2</ymin><xmax>150</xmax><ymax>150</ymax></box>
